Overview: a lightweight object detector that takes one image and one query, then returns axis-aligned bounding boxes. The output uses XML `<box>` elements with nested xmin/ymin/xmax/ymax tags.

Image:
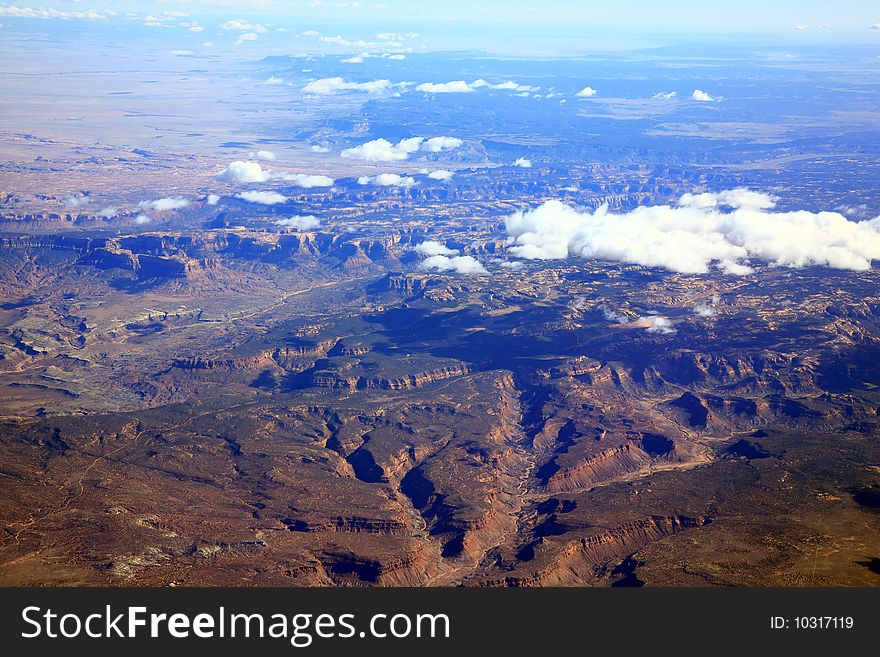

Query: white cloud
<box><xmin>387</xmin><ymin>54</ymin><xmax>405</xmax><ymax>60</ymax></box>
<box><xmin>236</xmin><ymin>32</ymin><xmax>258</xmax><ymax>43</ymax></box>
<box><xmin>416</xmin><ymin>80</ymin><xmax>475</xmax><ymax>93</ymax></box>
<box><xmin>133</xmin><ymin>214</ymin><xmax>151</xmax><ymax>225</ymax></box>
<box><xmin>422</xmin><ymin>136</ymin><xmax>463</xmax><ymax>152</ymax></box>
<box><xmin>576</xmin><ymin>86</ymin><xmax>597</xmax><ymax>98</ymax></box>
<box><xmin>426</xmin><ymin>169</ymin><xmax>454</xmax><ymax>181</ymax></box>
<box><xmin>275</xmin><ymin>215</ymin><xmax>320</xmax><ymax>230</ymax></box>
<box><xmin>221</xmin><ymin>19</ymin><xmax>266</xmax><ymax>33</ymax></box>
<box><xmin>62</xmin><ymin>195</ymin><xmax>88</xmax><ymax>209</ymax></box>
<box><xmin>692</xmin><ymin>89</ymin><xmax>718</xmax><ymax>102</ymax></box>
<box><xmin>0</xmin><ymin>6</ymin><xmax>107</xmax><ymax>20</ymax></box>
<box><xmin>264</xmin><ymin>76</ymin><xmax>284</xmax><ymax>85</ymax></box>
<box><xmin>341</xmin><ymin>55</ymin><xmax>364</xmax><ymax>63</ymax></box>
<box><xmin>419</xmin><ymin>254</ymin><xmax>488</xmax><ymax>275</ymax></box>
<box><xmin>250</xmin><ymin>150</ymin><xmax>276</xmax><ymax>161</ymax></box>
<box><xmin>206</xmin><ymin>194</ymin><xmax>220</xmax><ymax>206</ymax></box>
<box><xmin>599</xmin><ymin>304</ymin><xmax>628</xmax><ymax>323</ymax></box>
<box><xmin>357</xmin><ymin>173</ymin><xmax>418</xmax><ymax>188</ymax></box>
<box><xmin>652</xmin><ymin>91</ymin><xmax>677</xmax><ymax>100</ymax></box>
<box><xmin>137</xmin><ymin>197</ymin><xmax>189</xmax><ymax>211</ymax></box>
<box><xmin>170</xmin><ymin>50</ymin><xmax>194</xmax><ymax>56</ymax></box>
<box><xmin>342</xmin><ymin>136</ymin><xmax>461</xmax><ymax>162</ymax></box>
<box><xmin>504</xmin><ymin>191</ymin><xmax>880</xmax><ymax>275</ymax></box>
<box><xmin>643</xmin><ymin>316</ymin><xmax>675</xmax><ymax>334</ymax></box>
<box><xmin>310</xmin><ymin>144</ymin><xmax>331</xmax><ymax>153</ymax></box>
<box><xmin>412</xmin><ymin>240</ymin><xmax>458</xmax><ymax>256</ymax></box>
<box><xmin>236</xmin><ymin>191</ymin><xmax>287</xmax><ymax>205</ymax></box>
<box><xmin>513</xmin><ymin>157</ymin><xmax>532</xmax><ymax>168</ymax></box>
<box><xmin>872</xmin><ymin>22</ymin><xmax>880</xmax><ymax>29</ymax></box>
<box><xmin>98</xmin><ymin>206</ymin><xmax>117</xmax><ymax>218</ymax></box>
<box><xmin>215</xmin><ymin>161</ymin><xmax>333</xmax><ymax>187</ymax></box>
<box><xmin>189</xmin><ymin>25</ymin><xmax>204</xmax><ymax>33</ymax></box>
<box><xmin>302</xmin><ymin>77</ymin><xmax>392</xmax><ymax>94</ymax></box>
<box><xmin>694</xmin><ymin>295</ymin><xmax>720</xmax><ymax>318</ymax></box>
<box><xmin>793</xmin><ymin>23</ymin><xmax>809</xmax><ymax>30</ymax></box>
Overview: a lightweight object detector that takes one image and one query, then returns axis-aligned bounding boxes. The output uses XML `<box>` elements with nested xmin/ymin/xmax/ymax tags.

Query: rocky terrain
<box><xmin>1</xmin><ymin>225</ymin><xmax>878</xmax><ymax>587</ymax></box>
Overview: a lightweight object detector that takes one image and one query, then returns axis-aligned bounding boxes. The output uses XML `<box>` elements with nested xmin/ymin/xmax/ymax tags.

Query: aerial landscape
<box><xmin>1</xmin><ymin>1</ymin><xmax>879</xmax><ymax>588</ymax></box>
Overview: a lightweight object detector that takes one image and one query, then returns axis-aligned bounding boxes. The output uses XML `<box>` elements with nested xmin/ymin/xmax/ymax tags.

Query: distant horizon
<box><xmin>1</xmin><ymin>1</ymin><xmax>880</xmax><ymax>58</ymax></box>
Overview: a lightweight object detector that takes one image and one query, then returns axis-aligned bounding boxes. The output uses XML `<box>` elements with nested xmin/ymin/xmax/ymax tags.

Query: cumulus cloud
<box><xmin>62</xmin><ymin>195</ymin><xmax>88</xmax><ymax>209</ymax></box>
<box><xmin>576</xmin><ymin>86</ymin><xmax>597</xmax><ymax>97</ymax></box>
<box><xmin>416</xmin><ymin>79</ymin><xmax>539</xmax><ymax>94</ymax></box>
<box><xmin>133</xmin><ymin>214</ymin><xmax>151</xmax><ymax>225</ymax></box>
<box><xmin>423</xmin><ymin>136</ymin><xmax>463</xmax><ymax>152</ymax></box>
<box><xmin>692</xmin><ymin>89</ymin><xmax>719</xmax><ymax>102</ymax></box>
<box><xmin>416</xmin><ymin>80</ymin><xmax>475</xmax><ymax>93</ymax></box>
<box><xmin>412</xmin><ymin>240</ymin><xmax>458</xmax><ymax>256</ymax></box>
<box><xmin>221</xmin><ymin>19</ymin><xmax>266</xmax><ymax>33</ymax></box>
<box><xmin>643</xmin><ymin>316</ymin><xmax>675</xmax><ymax>334</ymax></box>
<box><xmin>357</xmin><ymin>173</ymin><xmax>418</xmax><ymax>188</ymax></box>
<box><xmin>236</xmin><ymin>33</ymin><xmax>258</xmax><ymax>44</ymax></box>
<box><xmin>0</xmin><ymin>6</ymin><xmax>107</xmax><ymax>20</ymax></box>
<box><xmin>342</xmin><ymin>136</ymin><xmax>462</xmax><ymax>162</ymax></box>
<box><xmin>98</xmin><ymin>206</ymin><xmax>117</xmax><ymax>218</ymax></box>
<box><xmin>215</xmin><ymin>161</ymin><xmax>333</xmax><ymax>187</ymax></box>
<box><xmin>310</xmin><ymin>144</ymin><xmax>331</xmax><ymax>153</ymax></box>
<box><xmin>137</xmin><ymin>197</ymin><xmax>189</xmax><ymax>211</ymax></box>
<box><xmin>599</xmin><ymin>304</ymin><xmax>628</xmax><ymax>323</ymax></box>
<box><xmin>513</xmin><ymin>157</ymin><xmax>532</xmax><ymax>168</ymax></box>
<box><xmin>694</xmin><ymin>295</ymin><xmax>720</xmax><ymax>318</ymax></box>
<box><xmin>426</xmin><ymin>169</ymin><xmax>454</xmax><ymax>181</ymax></box>
<box><xmin>206</xmin><ymin>194</ymin><xmax>220</xmax><ymax>206</ymax></box>
<box><xmin>275</xmin><ymin>215</ymin><xmax>320</xmax><ymax>230</ymax></box>
<box><xmin>302</xmin><ymin>77</ymin><xmax>392</xmax><ymax>94</ymax></box>
<box><xmin>264</xmin><ymin>76</ymin><xmax>284</xmax><ymax>85</ymax></box>
<box><xmin>236</xmin><ymin>191</ymin><xmax>287</xmax><ymax>205</ymax></box>
<box><xmin>504</xmin><ymin>190</ymin><xmax>880</xmax><ymax>275</ymax></box>
<box><xmin>250</xmin><ymin>150</ymin><xmax>276</xmax><ymax>161</ymax></box>
<box><xmin>793</xmin><ymin>23</ymin><xmax>809</xmax><ymax>30</ymax></box>
<box><xmin>420</xmin><ymin>255</ymin><xmax>489</xmax><ymax>275</ymax></box>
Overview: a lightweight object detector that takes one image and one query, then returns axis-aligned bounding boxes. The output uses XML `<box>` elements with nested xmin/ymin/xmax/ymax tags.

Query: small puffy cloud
<box><xmin>206</xmin><ymin>194</ymin><xmax>221</xmax><ymax>206</ymax></box>
<box><xmin>275</xmin><ymin>215</ymin><xmax>320</xmax><ymax>230</ymax></box>
<box><xmin>301</xmin><ymin>30</ymin><xmax>320</xmax><ymax>37</ymax></box>
<box><xmin>513</xmin><ymin>157</ymin><xmax>532</xmax><ymax>168</ymax></box>
<box><xmin>692</xmin><ymin>89</ymin><xmax>718</xmax><ymax>102</ymax></box>
<box><xmin>170</xmin><ymin>50</ymin><xmax>194</xmax><ymax>56</ymax></box>
<box><xmin>416</xmin><ymin>80</ymin><xmax>475</xmax><ymax>93</ymax></box>
<box><xmin>426</xmin><ymin>169</ymin><xmax>454</xmax><ymax>181</ymax></box>
<box><xmin>236</xmin><ymin>191</ymin><xmax>287</xmax><ymax>205</ymax></box>
<box><xmin>652</xmin><ymin>91</ymin><xmax>677</xmax><ymax>100</ymax></box>
<box><xmin>793</xmin><ymin>23</ymin><xmax>809</xmax><ymax>30</ymax></box>
<box><xmin>643</xmin><ymin>316</ymin><xmax>675</xmax><ymax>334</ymax></box>
<box><xmin>98</xmin><ymin>206</ymin><xmax>117</xmax><ymax>218</ymax></box>
<box><xmin>357</xmin><ymin>173</ymin><xmax>418</xmax><ymax>188</ymax></box>
<box><xmin>264</xmin><ymin>76</ymin><xmax>284</xmax><ymax>85</ymax></box>
<box><xmin>420</xmin><ymin>254</ymin><xmax>489</xmax><ymax>275</ymax></box>
<box><xmin>216</xmin><ymin>160</ymin><xmax>267</xmax><ymax>183</ymax></box>
<box><xmin>505</xmin><ymin>191</ymin><xmax>880</xmax><ymax>275</ymax></box>
<box><xmin>250</xmin><ymin>150</ymin><xmax>276</xmax><ymax>161</ymax></box>
<box><xmin>302</xmin><ymin>77</ymin><xmax>391</xmax><ymax>94</ymax></box>
<box><xmin>310</xmin><ymin>144</ymin><xmax>331</xmax><ymax>153</ymax></box>
<box><xmin>422</xmin><ymin>136</ymin><xmax>463</xmax><ymax>152</ymax></box>
<box><xmin>215</xmin><ymin>161</ymin><xmax>333</xmax><ymax>187</ymax></box>
<box><xmin>387</xmin><ymin>54</ymin><xmax>405</xmax><ymax>60</ymax></box>
<box><xmin>342</xmin><ymin>136</ymin><xmax>461</xmax><ymax>162</ymax></box>
<box><xmin>694</xmin><ymin>295</ymin><xmax>720</xmax><ymax>318</ymax></box>
<box><xmin>189</xmin><ymin>25</ymin><xmax>204</xmax><ymax>33</ymax></box>
<box><xmin>221</xmin><ymin>20</ymin><xmax>266</xmax><ymax>33</ymax></box>
<box><xmin>133</xmin><ymin>214</ymin><xmax>151</xmax><ymax>225</ymax></box>
<box><xmin>345</xmin><ymin>138</ymin><xmax>422</xmax><ymax>162</ymax></box>
<box><xmin>236</xmin><ymin>33</ymin><xmax>258</xmax><ymax>44</ymax></box>
<box><xmin>341</xmin><ymin>55</ymin><xmax>364</xmax><ymax>63</ymax></box>
<box><xmin>417</xmin><ymin>79</ymin><xmax>536</xmax><ymax>94</ymax></box>
<box><xmin>63</xmin><ymin>195</ymin><xmax>88</xmax><ymax>209</ymax></box>
<box><xmin>576</xmin><ymin>86</ymin><xmax>597</xmax><ymax>97</ymax></box>
<box><xmin>412</xmin><ymin>240</ymin><xmax>458</xmax><ymax>256</ymax></box>
<box><xmin>137</xmin><ymin>197</ymin><xmax>189</xmax><ymax>211</ymax></box>
<box><xmin>599</xmin><ymin>304</ymin><xmax>628</xmax><ymax>323</ymax></box>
